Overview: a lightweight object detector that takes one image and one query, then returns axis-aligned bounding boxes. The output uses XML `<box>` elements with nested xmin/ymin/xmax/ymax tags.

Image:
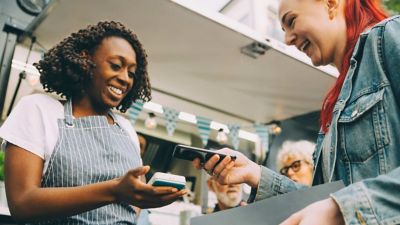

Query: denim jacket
<box><xmin>252</xmin><ymin>16</ymin><xmax>400</xmax><ymax>225</ymax></box>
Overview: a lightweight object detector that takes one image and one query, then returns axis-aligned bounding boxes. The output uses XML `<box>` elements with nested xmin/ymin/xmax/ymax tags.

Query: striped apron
<box><xmin>32</xmin><ymin>99</ymin><xmax>142</xmax><ymax>225</ymax></box>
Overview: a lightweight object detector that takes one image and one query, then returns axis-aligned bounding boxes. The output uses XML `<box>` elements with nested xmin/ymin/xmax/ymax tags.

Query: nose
<box><xmin>287</xmin><ymin>167</ymin><xmax>296</xmax><ymax>178</ymax></box>
<box><xmin>117</xmin><ymin>68</ymin><xmax>131</xmax><ymax>83</ymax></box>
<box><xmin>284</xmin><ymin>31</ymin><xmax>296</xmax><ymax>45</ymax></box>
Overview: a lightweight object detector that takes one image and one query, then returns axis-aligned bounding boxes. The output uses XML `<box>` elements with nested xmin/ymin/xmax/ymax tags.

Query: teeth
<box><xmin>109</xmin><ymin>86</ymin><xmax>122</xmax><ymax>95</ymax></box>
<box><xmin>300</xmin><ymin>40</ymin><xmax>310</xmax><ymax>52</ymax></box>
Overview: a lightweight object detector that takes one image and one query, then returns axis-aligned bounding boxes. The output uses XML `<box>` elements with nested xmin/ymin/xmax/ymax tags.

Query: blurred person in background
<box><xmin>277</xmin><ymin>140</ymin><xmax>316</xmax><ymax>186</ymax></box>
<box><xmin>207</xmin><ymin>176</ymin><xmax>246</xmax><ymax>212</ymax></box>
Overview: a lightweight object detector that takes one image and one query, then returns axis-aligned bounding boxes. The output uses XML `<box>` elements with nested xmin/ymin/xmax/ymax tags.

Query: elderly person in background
<box><xmin>207</xmin><ymin>177</ymin><xmax>246</xmax><ymax>212</ymax></box>
<box><xmin>276</xmin><ymin>140</ymin><xmax>316</xmax><ymax>186</ymax></box>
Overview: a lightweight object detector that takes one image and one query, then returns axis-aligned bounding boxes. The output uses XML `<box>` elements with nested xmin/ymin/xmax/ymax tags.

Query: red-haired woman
<box><xmin>193</xmin><ymin>0</ymin><xmax>400</xmax><ymax>224</ymax></box>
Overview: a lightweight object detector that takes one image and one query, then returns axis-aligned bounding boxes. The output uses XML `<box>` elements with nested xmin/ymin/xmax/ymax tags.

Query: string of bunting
<box><xmin>126</xmin><ymin>104</ymin><xmax>275</xmax><ymax>150</ymax></box>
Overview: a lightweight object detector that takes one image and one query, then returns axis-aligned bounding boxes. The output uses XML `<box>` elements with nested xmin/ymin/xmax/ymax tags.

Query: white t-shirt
<box><xmin>0</xmin><ymin>94</ymin><xmax>141</xmax><ymax>174</ymax></box>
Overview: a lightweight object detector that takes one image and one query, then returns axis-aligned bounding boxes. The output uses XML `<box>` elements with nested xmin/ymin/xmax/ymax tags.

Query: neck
<box><xmin>72</xmin><ymin>96</ymin><xmax>109</xmax><ymax>118</ymax></box>
<box><xmin>217</xmin><ymin>202</ymin><xmax>230</xmax><ymax>211</ymax></box>
<box><xmin>333</xmin><ymin>7</ymin><xmax>348</xmax><ymax>71</ymax></box>
<box><xmin>334</xmin><ymin>29</ymin><xmax>347</xmax><ymax>71</ymax></box>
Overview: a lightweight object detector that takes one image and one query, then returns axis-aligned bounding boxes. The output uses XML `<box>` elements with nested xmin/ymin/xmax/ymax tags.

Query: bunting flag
<box><xmin>163</xmin><ymin>107</ymin><xmax>180</xmax><ymax>136</ymax></box>
<box><xmin>196</xmin><ymin>116</ymin><xmax>212</xmax><ymax>146</ymax></box>
<box><xmin>127</xmin><ymin>100</ymin><xmax>144</xmax><ymax>125</ymax></box>
<box><xmin>227</xmin><ymin>124</ymin><xmax>241</xmax><ymax>150</ymax></box>
<box><xmin>254</xmin><ymin>124</ymin><xmax>269</xmax><ymax>152</ymax></box>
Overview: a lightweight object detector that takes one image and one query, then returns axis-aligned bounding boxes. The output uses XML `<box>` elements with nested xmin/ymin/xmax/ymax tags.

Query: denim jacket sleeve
<box><xmin>331</xmin><ymin>167</ymin><xmax>400</xmax><ymax>225</ymax></box>
<box><xmin>382</xmin><ymin>16</ymin><xmax>400</xmax><ymax>105</ymax></box>
<box><xmin>250</xmin><ymin>166</ymin><xmax>307</xmax><ymax>202</ymax></box>
<box><xmin>330</xmin><ymin>17</ymin><xmax>400</xmax><ymax>225</ymax></box>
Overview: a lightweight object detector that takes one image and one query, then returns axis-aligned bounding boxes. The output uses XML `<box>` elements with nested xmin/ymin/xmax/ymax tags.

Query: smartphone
<box><xmin>172</xmin><ymin>144</ymin><xmax>237</xmax><ymax>164</ymax></box>
<box><xmin>147</xmin><ymin>172</ymin><xmax>186</xmax><ymax>190</ymax></box>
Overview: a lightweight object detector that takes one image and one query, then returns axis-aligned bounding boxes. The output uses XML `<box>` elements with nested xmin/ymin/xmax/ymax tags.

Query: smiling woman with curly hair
<box><xmin>0</xmin><ymin>21</ymin><xmax>186</xmax><ymax>224</ymax></box>
<box><xmin>36</xmin><ymin>21</ymin><xmax>151</xmax><ymax>112</ymax></box>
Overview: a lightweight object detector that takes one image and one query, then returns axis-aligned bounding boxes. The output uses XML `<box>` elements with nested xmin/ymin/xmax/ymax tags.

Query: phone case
<box><xmin>148</xmin><ymin>172</ymin><xmax>186</xmax><ymax>190</ymax></box>
<box><xmin>172</xmin><ymin>144</ymin><xmax>236</xmax><ymax>163</ymax></box>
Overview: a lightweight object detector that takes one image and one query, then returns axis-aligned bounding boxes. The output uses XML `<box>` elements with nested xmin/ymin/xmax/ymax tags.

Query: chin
<box><xmin>103</xmin><ymin>99</ymin><xmax>122</xmax><ymax>109</ymax></box>
<box><xmin>311</xmin><ymin>58</ymin><xmax>324</xmax><ymax>67</ymax></box>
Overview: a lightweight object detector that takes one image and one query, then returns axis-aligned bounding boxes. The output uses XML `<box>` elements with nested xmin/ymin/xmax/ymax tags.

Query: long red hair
<box><xmin>320</xmin><ymin>0</ymin><xmax>388</xmax><ymax>133</ymax></box>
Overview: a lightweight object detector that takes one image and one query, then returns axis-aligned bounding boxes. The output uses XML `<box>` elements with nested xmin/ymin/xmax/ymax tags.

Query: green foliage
<box><xmin>0</xmin><ymin>151</ymin><xmax>4</xmax><ymax>181</ymax></box>
<box><xmin>384</xmin><ymin>0</ymin><xmax>400</xmax><ymax>15</ymax></box>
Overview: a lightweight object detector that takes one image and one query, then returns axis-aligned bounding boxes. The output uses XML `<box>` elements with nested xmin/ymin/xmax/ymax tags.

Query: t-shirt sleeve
<box><xmin>0</xmin><ymin>96</ymin><xmax>46</xmax><ymax>159</ymax></box>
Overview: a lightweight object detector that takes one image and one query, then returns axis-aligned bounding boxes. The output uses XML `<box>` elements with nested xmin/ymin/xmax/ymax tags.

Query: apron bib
<box><xmin>32</xmin><ymin>100</ymin><xmax>141</xmax><ymax>225</ymax></box>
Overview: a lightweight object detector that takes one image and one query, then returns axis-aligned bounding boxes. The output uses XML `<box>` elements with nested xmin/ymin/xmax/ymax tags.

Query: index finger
<box><xmin>151</xmin><ymin>186</ymin><xmax>180</xmax><ymax>195</ymax></box>
<box><xmin>192</xmin><ymin>158</ymin><xmax>202</xmax><ymax>170</ymax></box>
<box><xmin>203</xmin><ymin>154</ymin><xmax>220</xmax><ymax>173</ymax></box>
<box><xmin>137</xmin><ymin>182</ymin><xmax>178</xmax><ymax>195</ymax></box>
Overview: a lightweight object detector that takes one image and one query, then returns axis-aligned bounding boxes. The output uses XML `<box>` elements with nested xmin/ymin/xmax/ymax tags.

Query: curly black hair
<box><xmin>35</xmin><ymin>21</ymin><xmax>151</xmax><ymax>113</ymax></box>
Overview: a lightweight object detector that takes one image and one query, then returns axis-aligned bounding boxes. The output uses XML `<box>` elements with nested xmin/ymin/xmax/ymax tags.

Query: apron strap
<box><xmin>108</xmin><ymin>110</ymin><xmax>121</xmax><ymax>127</ymax></box>
<box><xmin>64</xmin><ymin>98</ymin><xmax>118</xmax><ymax>127</ymax></box>
<box><xmin>64</xmin><ymin>99</ymin><xmax>74</xmax><ymax>127</ymax></box>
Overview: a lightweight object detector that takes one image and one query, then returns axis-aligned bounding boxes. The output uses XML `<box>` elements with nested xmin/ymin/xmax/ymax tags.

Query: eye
<box><xmin>288</xmin><ymin>16</ymin><xmax>296</xmax><ymax>28</ymax></box>
<box><xmin>109</xmin><ymin>62</ymin><xmax>121</xmax><ymax>71</ymax></box>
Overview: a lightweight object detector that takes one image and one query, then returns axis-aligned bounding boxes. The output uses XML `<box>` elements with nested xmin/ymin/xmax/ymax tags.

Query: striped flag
<box><xmin>254</xmin><ymin>124</ymin><xmax>269</xmax><ymax>153</ymax></box>
<box><xmin>196</xmin><ymin>116</ymin><xmax>212</xmax><ymax>146</ymax></box>
<box><xmin>163</xmin><ymin>107</ymin><xmax>180</xmax><ymax>136</ymax></box>
<box><xmin>227</xmin><ymin>124</ymin><xmax>241</xmax><ymax>150</ymax></box>
<box><xmin>127</xmin><ymin>100</ymin><xmax>144</xmax><ymax>125</ymax></box>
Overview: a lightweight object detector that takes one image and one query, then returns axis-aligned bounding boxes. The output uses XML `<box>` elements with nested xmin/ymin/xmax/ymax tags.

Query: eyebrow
<box><xmin>281</xmin><ymin>11</ymin><xmax>290</xmax><ymax>31</ymax></box>
<box><xmin>111</xmin><ymin>55</ymin><xmax>137</xmax><ymax>67</ymax></box>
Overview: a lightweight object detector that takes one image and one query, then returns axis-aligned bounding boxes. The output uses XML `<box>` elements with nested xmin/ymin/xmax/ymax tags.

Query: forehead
<box><xmin>278</xmin><ymin>0</ymin><xmax>312</xmax><ymax>21</ymax></box>
<box><xmin>95</xmin><ymin>36</ymin><xmax>136</xmax><ymax>59</ymax></box>
<box><xmin>282</xmin><ymin>155</ymin><xmax>302</xmax><ymax>166</ymax></box>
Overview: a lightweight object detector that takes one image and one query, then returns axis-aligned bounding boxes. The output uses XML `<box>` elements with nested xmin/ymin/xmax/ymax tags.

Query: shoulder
<box><xmin>373</xmin><ymin>15</ymin><xmax>400</xmax><ymax>29</ymax></box>
<box><xmin>115</xmin><ymin>114</ymin><xmax>138</xmax><ymax>137</ymax></box>
<box><xmin>365</xmin><ymin>15</ymin><xmax>400</xmax><ymax>39</ymax></box>
<box><xmin>18</xmin><ymin>93</ymin><xmax>62</xmax><ymax>110</ymax></box>
<box><xmin>115</xmin><ymin>114</ymin><xmax>140</xmax><ymax>149</ymax></box>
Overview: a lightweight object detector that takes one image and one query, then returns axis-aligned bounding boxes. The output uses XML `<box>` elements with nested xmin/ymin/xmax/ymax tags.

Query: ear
<box><xmin>326</xmin><ymin>0</ymin><xmax>340</xmax><ymax>20</ymax></box>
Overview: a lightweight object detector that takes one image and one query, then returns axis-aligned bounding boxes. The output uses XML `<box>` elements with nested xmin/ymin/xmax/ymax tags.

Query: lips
<box><xmin>300</xmin><ymin>40</ymin><xmax>310</xmax><ymax>52</ymax></box>
<box><xmin>108</xmin><ymin>86</ymin><xmax>123</xmax><ymax>95</ymax></box>
<box><xmin>107</xmin><ymin>85</ymin><xmax>129</xmax><ymax>101</ymax></box>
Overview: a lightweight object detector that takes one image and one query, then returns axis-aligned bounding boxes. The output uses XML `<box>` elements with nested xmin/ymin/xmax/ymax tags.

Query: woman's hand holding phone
<box><xmin>192</xmin><ymin>148</ymin><xmax>261</xmax><ymax>188</ymax></box>
<box><xmin>112</xmin><ymin>166</ymin><xmax>187</xmax><ymax>209</ymax></box>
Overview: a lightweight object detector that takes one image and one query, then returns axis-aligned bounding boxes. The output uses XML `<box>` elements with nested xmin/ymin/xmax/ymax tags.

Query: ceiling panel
<box><xmin>26</xmin><ymin>0</ymin><xmax>336</xmax><ymax>125</ymax></box>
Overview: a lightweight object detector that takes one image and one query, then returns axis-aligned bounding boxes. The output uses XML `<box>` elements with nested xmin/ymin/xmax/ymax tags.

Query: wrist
<box><xmin>327</xmin><ymin>198</ymin><xmax>345</xmax><ymax>225</ymax></box>
<box><xmin>246</xmin><ymin>162</ymin><xmax>261</xmax><ymax>188</ymax></box>
<box><xmin>105</xmin><ymin>179</ymin><xmax>119</xmax><ymax>204</ymax></box>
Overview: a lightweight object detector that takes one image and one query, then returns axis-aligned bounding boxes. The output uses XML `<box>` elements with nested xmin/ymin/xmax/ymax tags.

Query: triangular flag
<box><xmin>127</xmin><ymin>100</ymin><xmax>144</xmax><ymax>125</ymax></box>
<box><xmin>196</xmin><ymin>116</ymin><xmax>212</xmax><ymax>146</ymax></box>
<box><xmin>163</xmin><ymin>107</ymin><xmax>180</xmax><ymax>136</ymax></box>
<box><xmin>227</xmin><ymin>124</ymin><xmax>241</xmax><ymax>150</ymax></box>
<box><xmin>254</xmin><ymin>124</ymin><xmax>269</xmax><ymax>152</ymax></box>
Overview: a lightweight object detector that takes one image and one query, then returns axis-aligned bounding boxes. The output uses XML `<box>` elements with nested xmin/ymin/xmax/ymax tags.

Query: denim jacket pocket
<box><xmin>337</xmin><ymin>88</ymin><xmax>389</xmax><ymax>163</ymax></box>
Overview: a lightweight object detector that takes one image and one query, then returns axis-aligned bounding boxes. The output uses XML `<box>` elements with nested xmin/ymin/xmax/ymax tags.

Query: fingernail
<box><xmin>171</xmin><ymin>188</ymin><xmax>178</xmax><ymax>192</ymax></box>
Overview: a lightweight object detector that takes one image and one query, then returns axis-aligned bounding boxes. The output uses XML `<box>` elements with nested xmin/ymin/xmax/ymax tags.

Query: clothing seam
<box><xmin>359</xmin><ymin>183</ymin><xmax>381</xmax><ymax>225</ymax></box>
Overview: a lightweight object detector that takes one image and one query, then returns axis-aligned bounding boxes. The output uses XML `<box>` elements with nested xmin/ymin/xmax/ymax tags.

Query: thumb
<box><xmin>279</xmin><ymin>212</ymin><xmax>302</xmax><ymax>225</ymax></box>
<box><xmin>129</xmin><ymin>165</ymin><xmax>150</xmax><ymax>177</ymax></box>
